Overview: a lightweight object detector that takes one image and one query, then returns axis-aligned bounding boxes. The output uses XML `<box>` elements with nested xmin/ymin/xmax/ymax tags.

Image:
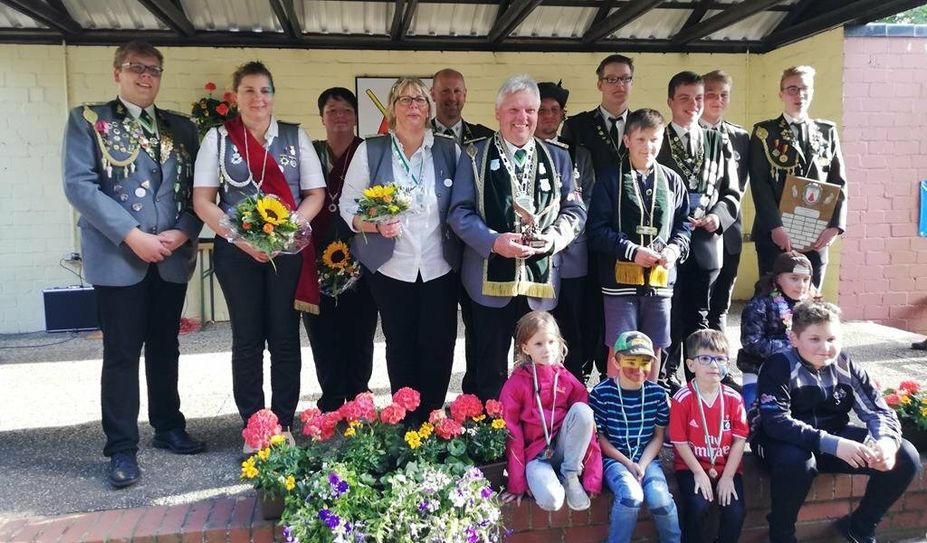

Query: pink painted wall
<box><xmin>840</xmin><ymin>35</ymin><xmax>927</xmax><ymax>332</ymax></box>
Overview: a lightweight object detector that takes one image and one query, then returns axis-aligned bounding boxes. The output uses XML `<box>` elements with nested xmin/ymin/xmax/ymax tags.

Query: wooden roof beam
<box><xmin>136</xmin><ymin>0</ymin><xmax>195</xmax><ymax>37</ymax></box>
<box><xmin>0</xmin><ymin>0</ymin><xmax>81</xmax><ymax>35</ymax></box>
<box><xmin>582</xmin><ymin>0</ymin><xmax>664</xmax><ymax>44</ymax></box>
<box><xmin>672</xmin><ymin>0</ymin><xmax>785</xmax><ymax>45</ymax></box>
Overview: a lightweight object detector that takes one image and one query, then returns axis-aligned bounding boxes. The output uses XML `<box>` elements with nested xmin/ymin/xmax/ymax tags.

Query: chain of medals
<box><xmin>630</xmin><ymin>165</ymin><xmax>659</xmax><ymax>241</ymax></box>
<box><xmin>218</xmin><ymin>124</ymin><xmax>270</xmax><ymax>192</ymax></box>
<box><xmin>615</xmin><ymin>381</ymin><xmax>647</xmax><ymax>463</ymax></box>
<box><xmin>324</xmin><ymin>144</ymin><xmax>350</xmax><ymax>213</ymax></box>
<box><xmin>530</xmin><ymin>362</ymin><xmax>560</xmax><ymax>460</ymax></box>
<box><xmin>693</xmin><ymin>381</ymin><xmax>725</xmax><ymax>479</ymax></box>
<box><xmin>667</xmin><ymin>128</ymin><xmax>705</xmax><ymax>191</ymax></box>
<box><xmin>390</xmin><ymin>133</ymin><xmax>427</xmax><ymax>210</ymax></box>
<box><xmin>494</xmin><ymin>134</ymin><xmax>538</xmax><ymax>213</ymax></box>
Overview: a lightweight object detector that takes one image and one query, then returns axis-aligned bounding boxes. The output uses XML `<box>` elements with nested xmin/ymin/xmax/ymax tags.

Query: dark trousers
<box><xmin>365</xmin><ymin>269</ymin><xmax>458</xmax><ymax>421</ymax></box>
<box><xmin>213</xmin><ymin>237</ymin><xmax>302</xmax><ymax>428</ymax></box>
<box><xmin>552</xmin><ymin>276</ymin><xmax>586</xmax><ymax>382</ymax></box>
<box><xmin>675</xmin><ymin>470</ymin><xmax>746</xmax><ymax>543</ymax></box>
<box><xmin>666</xmin><ymin>257</ymin><xmax>721</xmax><ymax>382</ymax></box>
<box><xmin>302</xmin><ymin>275</ymin><xmax>378</xmax><ymax>413</ymax></box>
<box><xmin>460</xmin><ymin>285</ymin><xmax>477</xmax><ymax>385</ymax></box>
<box><xmin>756</xmin><ymin>236</ymin><xmax>828</xmax><ymax>289</ymax></box>
<box><xmin>584</xmin><ymin>254</ymin><xmax>608</xmax><ymax>380</ymax></box>
<box><xmin>755</xmin><ymin>425</ymin><xmax>921</xmax><ymax>543</ymax></box>
<box><xmin>95</xmin><ymin>264</ymin><xmax>188</xmax><ymax>457</ymax></box>
<box><xmin>463</xmin><ymin>296</ymin><xmax>531</xmax><ymax>402</ymax></box>
<box><xmin>707</xmin><ymin>248</ymin><xmax>741</xmax><ymax>332</ymax></box>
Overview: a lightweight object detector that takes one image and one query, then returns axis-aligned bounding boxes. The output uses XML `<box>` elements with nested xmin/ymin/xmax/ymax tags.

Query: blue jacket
<box><xmin>736</xmin><ymin>292</ymin><xmax>798</xmax><ymax>374</ymax></box>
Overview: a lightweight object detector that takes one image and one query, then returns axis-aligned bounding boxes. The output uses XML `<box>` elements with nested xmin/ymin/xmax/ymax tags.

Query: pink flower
<box><xmin>428</xmin><ymin>409</ymin><xmax>447</xmax><ymax>424</ymax></box>
<box><xmin>885</xmin><ymin>393</ymin><xmax>901</xmax><ymax>407</ymax></box>
<box><xmin>204</xmin><ymin>81</ymin><xmax>217</xmax><ymax>92</ymax></box>
<box><xmin>899</xmin><ymin>380</ymin><xmax>921</xmax><ymax>394</ymax></box>
<box><xmin>485</xmin><ymin>399</ymin><xmax>503</xmax><ymax>418</ymax></box>
<box><xmin>392</xmin><ymin>387</ymin><xmax>421</xmax><ymax>412</ymax></box>
<box><xmin>216</xmin><ymin>103</ymin><xmax>229</xmax><ymax>117</ymax></box>
<box><xmin>94</xmin><ymin>119</ymin><xmax>110</xmax><ymax>135</ymax></box>
<box><xmin>299</xmin><ymin>407</ymin><xmax>321</xmax><ymax>424</ymax></box>
<box><xmin>434</xmin><ymin>418</ymin><xmax>463</xmax><ymax>440</ymax></box>
<box><xmin>353</xmin><ymin>392</ymin><xmax>378</xmax><ymax>422</ymax></box>
<box><xmin>242</xmin><ymin>409</ymin><xmax>282</xmax><ymax>449</ymax></box>
<box><xmin>450</xmin><ymin>394</ymin><xmax>483</xmax><ymax>423</ymax></box>
<box><xmin>380</xmin><ymin>403</ymin><xmax>407</xmax><ymax>425</ymax></box>
<box><xmin>338</xmin><ymin>400</ymin><xmax>364</xmax><ymax>422</ymax></box>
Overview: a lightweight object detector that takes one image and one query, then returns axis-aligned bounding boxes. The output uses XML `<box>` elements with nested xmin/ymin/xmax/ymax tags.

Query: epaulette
<box><xmin>160</xmin><ymin>109</ymin><xmax>193</xmax><ymax>119</ymax></box>
<box><xmin>724</xmin><ymin>120</ymin><xmax>745</xmax><ymax>131</ymax></box>
<box><xmin>364</xmin><ymin>133</ymin><xmax>388</xmax><ymax>139</ymax></box>
<box><xmin>543</xmin><ymin>138</ymin><xmax>569</xmax><ymax>150</ymax></box>
<box><xmin>813</xmin><ymin>119</ymin><xmax>836</xmax><ymax>128</ymax></box>
<box><xmin>82</xmin><ymin>101</ymin><xmax>108</xmax><ymax>107</ymax></box>
<box><xmin>434</xmin><ymin>132</ymin><xmax>456</xmax><ymax>141</ymax></box>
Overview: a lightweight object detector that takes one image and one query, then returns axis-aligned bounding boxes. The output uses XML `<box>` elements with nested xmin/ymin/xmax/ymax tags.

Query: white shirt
<box><xmin>119</xmin><ymin>97</ymin><xmax>158</xmax><ymax>138</ymax></box>
<box><xmin>782</xmin><ymin>112</ymin><xmax>808</xmax><ymax>141</ymax></box>
<box><xmin>599</xmin><ymin>105</ymin><xmax>628</xmax><ymax>137</ymax></box>
<box><xmin>671</xmin><ymin>121</ymin><xmax>700</xmax><ymax>151</ymax></box>
<box><xmin>193</xmin><ymin>117</ymin><xmax>325</xmax><ymax>191</ymax></box>
<box><xmin>699</xmin><ymin>118</ymin><xmax>722</xmax><ymax>130</ymax></box>
<box><xmin>340</xmin><ymin>130</ymin><xmax>454</xmax><ymax>283</ymax></box>
<box><xmin>503</xmin><ymin>137</ymin><xmax>535</xmax><ymax>158</ymax></box>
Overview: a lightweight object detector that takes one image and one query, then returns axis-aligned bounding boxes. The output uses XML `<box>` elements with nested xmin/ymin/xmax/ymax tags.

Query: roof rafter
<box><xmin>398</xmin><ymin>0</ymin><xmax>418</xmax><ymax>40</ymax></box>
<box><xmin>0</xmin><ymin>0</ymin><xmax>81</xmax><ymax>34</ymax></box>
<box><xmin>590</xmin><ymin>0</ymin><xmax>615</xmax><ymax>26</ymax></box>
<box><xmin>487</xmin><ymin>0</ymin><xmax>543</xmax><ymax>43</ymax></box>
<box><xmin>672</xmin><ymin>0</ymin><xmax>785</xmax><ymax>45</ymax></box>
<box><xmin>677</xmin><ymin>0</ymin><xmax>713</xmax><ymax>33</ymax></box>
<box><xmin>269</xmin><ymin>0</ymin><xmax>300</xmax><ymax>40</ymax></box>
<box><xmin>582</xmin><ymin>0</ymin><xmax>664</xmax><ymax>44</ymax></box>
<box><xmin>136</xmin><ymin>0</ymin><xmax>195</xmax><ymax>37</ymax></box>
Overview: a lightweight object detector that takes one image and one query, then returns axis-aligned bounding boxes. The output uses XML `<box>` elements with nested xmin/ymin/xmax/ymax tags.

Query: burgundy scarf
<box><xmin>225</xmin><ymin>117</ymin><xmax>320</xmax><ymax>314</ymax></box>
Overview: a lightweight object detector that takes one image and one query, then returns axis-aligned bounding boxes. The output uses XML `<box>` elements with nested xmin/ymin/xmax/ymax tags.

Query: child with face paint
<box><xmin>589</xmin><ymin>331</ymin><xmax>681</xmax><ymax>543</ymax></box>
<box><xmin>499</xmin><ymin>311</ymin><xmax>602</xmax><ymax>512</ymax></box>
<box><xmin>669</xmin><ymin>330</ymin><xmax>748</xmax><ymax>543</ymax></box>
<box><xmin>737</xmin><ymin>251</ymin><xmax>814</xmax><ymax>409</ymax></box>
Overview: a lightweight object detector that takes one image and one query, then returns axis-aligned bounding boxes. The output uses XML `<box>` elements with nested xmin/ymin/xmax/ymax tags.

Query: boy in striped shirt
<box><xmin>589</xmin><ymin>331</ymin><xmax>681</xmax><ymax>543</ymax></box>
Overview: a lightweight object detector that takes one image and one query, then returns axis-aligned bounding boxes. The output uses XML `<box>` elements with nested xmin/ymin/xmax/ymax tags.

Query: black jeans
<box><xmin>755</xmin><ymin>425</ymin><xmax>921</xmax><ymax>543</ymax></box>
<box><xmin>95</xmin><ymin>265</ymin><xmax>188</xmax><ymax>457</ymax></box>
<box><xmin>707</xmin><ymin>248</ymin><xmax>741</xmax><ymax>332</ymax></box>
<box><xmin>302</xmin><ymin>275</ymin><xmax>378</xmax><ymax>412</ymax></box>
<box><xmin>365</xmin><ymin>269</ymin><xmax>458</xmax><ymax>421</ymax></box>
<box><xmin>552</xmin><ymin>276</ymin><xmax>586</xmax><ymax>382</ymax></box>
<box><xmin>214</xmin><ymin>237</ymin><xmax>302</xmax><ymax>428</ymax></box>
<box><xmin>463</xmin><ymin>296</ymin><xmax>531</xmax><ymax>402</ymax></box>
<box><xmin>675</xmin><ymin>470</ymin><xmax>746</xmax><ymax>543</ymax></box>
<box><xmin>666</xmin><ymin>257</ymin><xmax>721</xmax><ymax>382</ymax></box>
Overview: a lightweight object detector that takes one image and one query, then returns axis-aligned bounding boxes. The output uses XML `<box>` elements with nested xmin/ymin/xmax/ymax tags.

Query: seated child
<box><xmin>750</xmin><ymin>300</ymin><xmax>921</xmax><ymax>543</ymax></box>
<box><xmin>499</xmin><ymin>311</ymin><xmax>602</xmax><ymax>511</ymax></box>
<box><xmin>589</xmin><ymin>331</ymin><xmax>681</xmax><ymax>543</ymax></box>
<box><xmin>738</xmin><ymin>251</ymin><xmax>814</xmax><ymax>408</ymax></box>
<box><xmin>670</xmin><ymin>330</ymin><xmax>748</xmax><ymax>543</ymax></box>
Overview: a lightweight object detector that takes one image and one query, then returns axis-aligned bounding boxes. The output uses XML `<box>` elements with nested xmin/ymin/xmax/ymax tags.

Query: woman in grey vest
<box><xmin>340</xmin><ymin>77</ymin><xmax>463</xmax><ymax>422</ymax></box>
<box><xmin>192</xmin><ymin>61</ymin><xmax>326</xmax><ymax>453</ymax></box>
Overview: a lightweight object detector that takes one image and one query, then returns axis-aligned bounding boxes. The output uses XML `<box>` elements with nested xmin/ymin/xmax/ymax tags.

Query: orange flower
<box><xmin>383</xmin><ymin>194</ymin><xmax>393</xmax><ymax>203</ymax></box>
<box><xmin>263</xmin><ymin>223</ymin><xmax>274</xmax><ymax>234</ymax></box>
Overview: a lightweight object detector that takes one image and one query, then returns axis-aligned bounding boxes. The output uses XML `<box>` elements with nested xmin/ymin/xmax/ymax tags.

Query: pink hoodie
<box><xmin>499</xmin><ymin>363</ymin><xmax>603</xmax><ymax>496</ymax></box>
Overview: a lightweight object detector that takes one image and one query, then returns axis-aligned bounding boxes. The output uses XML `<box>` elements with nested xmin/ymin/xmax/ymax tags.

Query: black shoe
<box><xmin>152</xmin><ymin>428</ymin><xmax>206</xmax><ymax>455</ymax></box>
<box><xmin>836</xmin><ymin>514</ymin><xmax>876</xmax><ymax>543</ymax></box>
<box><xmin>109</xmin><ymin>451</ymin><xmax>140</xmax><ymax>489</ymax></box>
<box><xmin>912</xmin><ymin>338</ymin><xmax>927</xmax><ymax>351</ymax></box>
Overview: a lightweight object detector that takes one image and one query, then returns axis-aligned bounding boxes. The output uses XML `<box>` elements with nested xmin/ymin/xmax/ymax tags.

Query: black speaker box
<box><xmin>43</xmin><ymin>286</ymin><xmax>99</xmax><ymax>332</ymax></box>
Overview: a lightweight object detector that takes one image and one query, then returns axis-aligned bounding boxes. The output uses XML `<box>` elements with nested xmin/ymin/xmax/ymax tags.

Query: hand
<box><xmin>234</xmin><ymin>239</ymin><xmax>270</xmax><ymax>263</ymax></box>
<box><xmin>693</xmin><ymin>470</ymin><xmax>714</xmax><ymax>502</ymax></box>
<box><xmin>493</xmin><ymin>233</ymin><xmax>539</xmax><ymax>259</ymax></box>
<box><xmin>500</xmin><ymin>491</ymin><xmax>523</xmax><ymax>506</ymax></box>
<box><xmin>659</xmin><ymin>245</ymin><xmax>679</xmax><ymax>269</ymax></box>
<box><xmin>125</xmin><ymin>228</ymin><xmax>171</xmax><ymax>263</ymax></box>
<box><xmin>716</xmin><ymin>475</ymin><xmax>738</xmax><ymax>506</ymax></box>
<box><xmin>812</xmin><ymin>227</ymin><xmax>840</xmax><ymax>251</ymax></box>
<box><xmin>633</xmin><ymin>247</ymin><xmax>661</xmax><ymax>268</ymax></box>
<box><xmin>623</xmin><ymin>460</ymin><xmax>644</xmax><ymax>481</ymax></box>
<box><xmin>692</xmin><ymin>214</ymin><xmax>720</xmax><ymax>233</ymax></box>
<box><xmin>835</xmin><ymin>438</ymin><xmax>874</xmax><ymax>469</ymax></box>
<box><xmin>157</xmin><ymin>229</ymin><xmax>189</xmax><ymax>252</ymax></box>
<box><xmin>868</xmin><ymin>438</ymin><xmax>898</xmax><ymax>472</ymax></box>
<box><xmin>771</xmin><ymin>227</ymin><xmax>792</xmax><ymax>252</ymax></box>
<box><xmin>374</xmin><ymin>220</ymin><xmax>402</xmax><ymax>239</ymax></box>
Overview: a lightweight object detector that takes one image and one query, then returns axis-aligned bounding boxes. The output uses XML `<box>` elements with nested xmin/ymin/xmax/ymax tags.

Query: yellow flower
<box><xmin>270</xmin><ymin>434</ymin><xmax>286</xmax><ymax>446</ymax></box>
<box><xmin>472</xmin><ymin>414</ymin><xmax>486</xmax><ymax>423</ymax></box>
<box><xmin>240</xmin><ymin>458</ymin><xmax>258</xmax><ymax>479</ymax></box>
<box><xmin>405</xmin><ymin>430</ymin><xmax>422</xmax><ymax>449</ymax></box>
<box><xmin>901</xmin><ymin>395</ymin><xmax>912</xmax><ymax>405</ymax></box>
<box><xmin>257</xmin><ymin>448</ymin><xmax>271</xmax><ymax>461</ymax></box>
<box><xmin>257</xmin><ymin>196</ymin><xmax>289</xmax><ymax>226</ymax></box>
<box><xmin>491</xmin><ymin>418</ymin><xmax>506</xmax><ymax>430</ymax></box>
<box><xmin>387</xmin><ymin>205</ymin><xmax>400</xmax><ymax>214</ymax></box>
<box><xmin>363</xmin><ymin>184</ymin><xmax>396</xmax><ymax>200</ymax></box>
<box><xmin>419</xmin><ymin>422</ymin><xmax>433</xmax><ymax>439</ymax></box>
<box><xmin>285</xmin><ymin>475</ymin><xmax>296</xmax><ymax>491</ymax></box>
<box><xmin>344</xmin><ymin>426</ymin><xmax>356</xmax><ymax>438</ymax></box>
<box><xmin>921</xmin><ymin>406</ymin><xmax>927</xmax><ymax>417</ymax></box>
<box><xmin>322</xmin><ymin>241</ymin><xmax>351</xmax><ymax>270</ymax></box>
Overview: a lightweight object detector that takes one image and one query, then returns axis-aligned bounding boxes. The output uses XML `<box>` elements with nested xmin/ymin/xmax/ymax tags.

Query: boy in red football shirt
<box><xmin>669</xmin><ymin>329</ymin><xmax>748</xmax><ymax>543</ymax></box>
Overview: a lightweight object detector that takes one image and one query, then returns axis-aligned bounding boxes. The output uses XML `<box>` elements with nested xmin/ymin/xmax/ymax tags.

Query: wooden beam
<box><xmin>487</xmin><ymin>0</ymin><xmax>543</xmax><ymax>43</ymax></box>
<box><xmin>590</xmin><ymin>0</ymin><xmax>615</xmax><ymax>26</ymax></box>
<box><xmin>0</xmin><ymin>0</ymin><xmax>82</xmax><ymax>34</ymax></box>
<box><xmin>389</xmin><ymin>0</ymin><xmax>405</xmax><ymax>40</ymax></box>
<box><xmin>398</xmin><ymin>0</ymin><xmax>418</xmax><ymax>39</ymax></box>
<box><xmin>768</xmin><ymin>0</ymin><xmax>817</xmax><ymax>35</ymax></box>
<box><xmin>136</xmin><ymin>0</ymin><xmax>195</xmax><ymax>37</ymax></box>
<box><xmin>582</xmin><ymin>0</ymin><xmax>664</xmax><ymax>44</ymax></box>
<box><xmin>672</xmin><ymin>0</ymin><xmax>785</xmax><ymax>45</ymax></box>
<box><xmin>677</xmin><ymin>0</ymin><xmax>712</xmax><ymax>32</ymax></box>
<box><xmin>269</xmin><ymin>0</ymin><xmax>300</xmax><ymax>40</ymax></box>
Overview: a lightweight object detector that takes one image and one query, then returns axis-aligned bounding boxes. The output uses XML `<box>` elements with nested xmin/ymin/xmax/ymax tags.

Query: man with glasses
<box><xmin>63</xmin><ymin>41</ymin><xmax>204</xmax><ymax>488</ymax></box>
<box><xmin>749</xmin><ymin>65</ymin><xmax>846</xmax><ymax>288</ymax></box>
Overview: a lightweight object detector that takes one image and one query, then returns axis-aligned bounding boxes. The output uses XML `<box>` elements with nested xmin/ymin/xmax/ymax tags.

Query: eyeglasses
<box><xmin>692</xmin><ymin>354</ymin><xmax>729</xmax><ymax>366</ymax></box>
<box><xmin>783</xmin><ymin>85</ymin><xmax>812</xmax><ymax>96</ymax></box>
<box><xmin>395</xmin><ymin>96</ymin><xmax>429</xmax><ymax>107</ymax></box>
<box><xmin>600</xmin><ymin>76</ymin><xmax>633</xmax><ymax>86</ymax></box>
<box><xmin>120</xmin><ymin>62</ymin><xmax>163</xmax><ymax>77</ymax></box>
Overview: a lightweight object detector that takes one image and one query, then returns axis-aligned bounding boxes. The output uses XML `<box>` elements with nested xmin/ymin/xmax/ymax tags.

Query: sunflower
<box><xmin>322</xmin><ymin>241</ymin><xmax>351</xmax><ymax>270</ymax></box>
<box><xmin>256</xmin><ymin>196</ymin><xmax>289</xmax><ymax>226</ymax></box>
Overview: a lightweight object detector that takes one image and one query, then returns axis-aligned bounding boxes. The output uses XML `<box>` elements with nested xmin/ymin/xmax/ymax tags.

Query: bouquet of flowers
<box><xmin>883</xmin><ymin>380</ymin><xmax>927</xmax><ymax>430</ymax></box>
<box><xmin>220</xmin><ymin>193</ymin><xmax>312</xmax><ymax>263</ymax></box>
<box><xmin>191</xmin><ymin>81</ymin><xmax>238</xmax><ymax>139</ymax></box>
<box><xmin>317</xmin><ymin>240</ymin><xmax>362</xmax><ymax>299</ymax></box>
<box><xmin>354</xmin><ymin>184</ymin><xmax>412</xmax><ymax>224</ymax></box>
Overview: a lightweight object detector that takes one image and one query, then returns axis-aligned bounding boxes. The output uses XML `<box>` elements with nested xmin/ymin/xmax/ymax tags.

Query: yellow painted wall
<box><xmin>0</xmin><ymin>28</ymin><xmax>844</xmax><ymax>331</ymax></box>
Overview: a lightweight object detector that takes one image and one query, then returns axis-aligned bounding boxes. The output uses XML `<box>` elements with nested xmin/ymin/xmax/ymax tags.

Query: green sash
<box><xmin>615</xmin><ymin>158</ymin><xmax>672</xmax><ymax>285</ymax></box>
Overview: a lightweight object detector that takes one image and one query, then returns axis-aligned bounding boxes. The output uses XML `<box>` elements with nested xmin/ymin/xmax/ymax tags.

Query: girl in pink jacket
<box><xmin>500</xmin><ymin>310</ymin><xmax>603</xmax><ymax>511</ymax></box>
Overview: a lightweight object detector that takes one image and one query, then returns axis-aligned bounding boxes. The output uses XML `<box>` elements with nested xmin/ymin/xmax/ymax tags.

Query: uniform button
<box><xmin>149</xmin><ymin>227</ymin><xmax>156</xmax><ymax>234</ymax></box>
<box><xmin>151</xmin><ymin>168</ymin><xmax>158</xmax><ymax>173</ymax></box>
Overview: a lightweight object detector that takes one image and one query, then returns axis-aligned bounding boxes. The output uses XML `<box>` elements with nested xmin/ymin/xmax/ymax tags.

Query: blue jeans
<box><xmin>604</xmin><ymin>460</ymin><xmax>681</xmax><ymax>543</ymax></box>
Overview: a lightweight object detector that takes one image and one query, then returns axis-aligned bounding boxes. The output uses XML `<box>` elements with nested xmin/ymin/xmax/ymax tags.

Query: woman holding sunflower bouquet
<box><xmin>192</xmin><ymin>61</ymin><xmax>325</xmax><ymax>453</ymax></box>
<box><xmin>302</xmin><ymin>87</ymin><xmax>378</xmax><ymax>414</ymax></box>
<box><xmin>340</xmin><ymin>77</ymin><xmax>464</xmax><ymax>422</ymax></box>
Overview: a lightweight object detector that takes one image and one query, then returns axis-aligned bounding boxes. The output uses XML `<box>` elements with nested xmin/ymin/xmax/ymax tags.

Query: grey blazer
<box><xmin>559</xmin><ymin>144</ymin><xmax>594</xmax><ymax>279</ymax></box>
<box><xmin>449</xmin><ymin>137</ymin><xmax>586</xmax><ymax>311</ymax></box>
<box><xmin>62</xmin><ymin>99</ymin><xmax>201</xmax><ymax>287</ymax></box>
<box><xmin>351</xmin><ymin>134</ymin><xmax>462</xmax><ymax>274</ymax></box>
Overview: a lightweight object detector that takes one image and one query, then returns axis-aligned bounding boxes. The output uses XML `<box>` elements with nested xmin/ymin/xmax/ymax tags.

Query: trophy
<box><xmin>513</xmin><ymin>196</ymin><xmax>556</xmax><ymax>250</ymax></box>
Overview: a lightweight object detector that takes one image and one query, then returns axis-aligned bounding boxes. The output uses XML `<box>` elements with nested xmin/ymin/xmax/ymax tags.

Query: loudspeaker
<box><xmin>43</xmin><ymin>286</ymin><xmax>99</xmax><ymax>332</ymax></box>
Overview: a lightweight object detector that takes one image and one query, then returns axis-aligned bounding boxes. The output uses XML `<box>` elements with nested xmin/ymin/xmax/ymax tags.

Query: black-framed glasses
<box><xmin>120</xmin><ymin>62</ymin><xmax>164</xmax><ymax>77</ymax></box>
<box><xmin>693</xmin><ymin>354</ymin><xmax>729</xmax><ymax>366</ymax></box>
<box><xmin>599</xmin><ymin>76</ymin><xmax>633</xmax><ymax>86</ymax></box>
<box><xmin>395</xmin><ymin>96</ymin><xmax>429</xmax><ymax>107</ymax></box>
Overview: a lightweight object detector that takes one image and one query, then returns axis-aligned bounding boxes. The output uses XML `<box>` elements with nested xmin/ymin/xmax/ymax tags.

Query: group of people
<box><xmin>62</xmin><ymin>39</ymin><xmax>917</xmax><ymax>543</ymax></box>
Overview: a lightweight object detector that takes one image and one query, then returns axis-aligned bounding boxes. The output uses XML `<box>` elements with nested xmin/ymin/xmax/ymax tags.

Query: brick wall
<box><xmin>838</xmin><ymin>35</ymin><xmax>927</xmax><ymax>333</ymax></box>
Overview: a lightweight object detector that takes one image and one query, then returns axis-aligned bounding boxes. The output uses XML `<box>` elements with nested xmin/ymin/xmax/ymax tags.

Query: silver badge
<box><xmin>514</xmin><ymin>193</ymin><xmax>534</xmax><ymax>213</ymax></box>
<box><xmin>135</xmin><ymin>187</ymin><xmax>146</xmax><ymax>198</ymax></box>
<box><xmin>490</xmin><ymin>159</ymin><xmax>500</xmax><ymax>171</ymax></box>
<box><xmin>539</xmin><ymin>163</ymin><xmax>547</xmax><ymax>175</ymax></box>
<box><xmin>114</xmin><ymin>184</ymin><xmax>123</xmax><ymax>193</ymax></box>
<box><xmin>119</xmin><ymin>193</ymin><xmax>128</xmax><ymax>202</ymax></box>
<box><xmin>443</xmin><ymin>178</ymin><xmax>453</xmax><ymax>188</ymax></box>
<box><xmin>140</xmin><ymin>180</ymin><xmax>151</xmax><ymax>190</ymax></box>
<box><xmin>131</xmin><ymin>203</ymin><xmax>142</xmax><ymax>212</ymax></box>
<box><xmin>539</xmin><ymin>178</ymin><xmax>551</xmax><ymax>192</ymax></box>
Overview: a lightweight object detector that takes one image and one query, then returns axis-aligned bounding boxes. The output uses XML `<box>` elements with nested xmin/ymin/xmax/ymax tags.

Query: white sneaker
<box><xmin>563</xmin><ymin>473</ymin><xmax>590</xmax><ymax>511</ymax></box>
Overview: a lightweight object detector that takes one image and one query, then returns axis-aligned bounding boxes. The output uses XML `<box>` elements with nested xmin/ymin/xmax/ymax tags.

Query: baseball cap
<box><xmin>613</xmin><ymin>331</ymin><xmax>656</xmax><ymax>359</ymax></box>
<box><xmin>772</xmin><ymin>251</ymin><xmax>812</xmax><ymax>276</ymax></box>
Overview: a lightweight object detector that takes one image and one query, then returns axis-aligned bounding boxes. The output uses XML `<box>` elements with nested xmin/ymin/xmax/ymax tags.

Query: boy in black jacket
<box><xmin>750</xmin><ymin>300</ymin><xmax>920</xmax><ymax>543</ymax></box>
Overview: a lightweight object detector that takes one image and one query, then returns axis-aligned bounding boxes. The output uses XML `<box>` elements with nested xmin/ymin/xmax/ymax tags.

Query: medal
<box><xmin>708</xmin><ymin>468</ymin><xmax>718</xmax><ymax>479</ymax></box>
<box><xmin>543</xmin><ymin>446</ymin><xmax>555</xmax><ymax>460</ymax></box>
<box><xmin>530</xmin><ymin>362</ymin><xmax>560</xmax><ymax>463</ymax></box>
<box><xmin>694</xmin><ymin>381</ymin><xmax>725</xmax><ymax>482</ymax></box>
<box><xmin>328</xmin><ymin>203</ymin><xmax>337</xmax><ymax>213</ymax></box>
<box><xmin>779</xmin><ymin>154</ymin><xmax>788</xmax><ymax>163</ymax></box>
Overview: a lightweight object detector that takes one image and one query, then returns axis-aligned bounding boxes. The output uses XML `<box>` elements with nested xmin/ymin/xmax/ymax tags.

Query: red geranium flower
<box><xmin>338</xmin><ymin>400</ymin><xmax>363</xmax><ymax>422</ymax></box>
<box><xmin>223</xmin><ymin>91</ymin><xmax>236</xmax><ymax>104</ymax></box>
<box><xmin>216</xmin><ymin>103</ymin><xmax>229</xmax><ymax>116</ymax></box>
<box><xmin>884</xmin><ymin>393</ymin><xmax>901</xmax><ymax>407</ymax></box>
<box><xmin>899</xmin><ymin>380</ymin><xmax>921</xmax><ymax>394</ymax></box>
<box><xmin>485</xmin><ymin>399</ymin><xmax>504</xmax><ymax>418</ymax></box>
<box><xmin>380</xmin><ymin>403</ymin><xmax>407</xmax><ymax>425</ymax></box>
<box><xmin>353</xmin><ymin>392</ymin><xmax>378</xmax><ymax>421</ymax></box>
<box><xmin>204</xmin><ymin>81</ymin><xmax>217</xmax><ymax>92</ymax></box>
<box><xmin>450</xmin><ymin>394</ymin><xmax>483</xmax><ymax>423</ymax></box>
<box><xmin>429</xmin><ymin>409</ymin><xmax>447</xmax><ymax>424</ymax></box>
<box><xmin>434</xmin><ymin>418</ymin><xmax>463</xmax><ymax>440</ymax></box>
<box><xmin>242</xmin><ymin>409</ymin><xmax>282</xmax><ymax>449</ymax></box>
<box><xmin>392</xmin><ymin>387</ymin><xmax>421</xmax><ymax>412</ymax></box>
